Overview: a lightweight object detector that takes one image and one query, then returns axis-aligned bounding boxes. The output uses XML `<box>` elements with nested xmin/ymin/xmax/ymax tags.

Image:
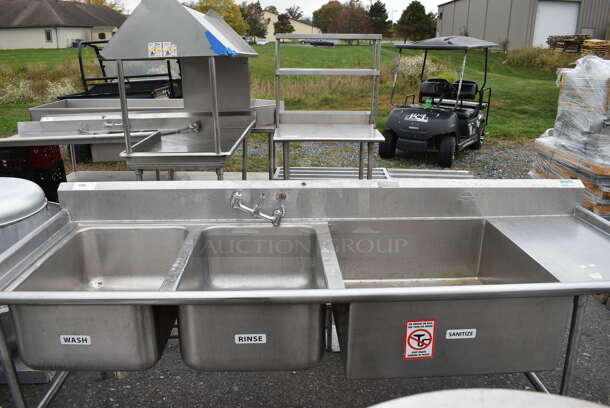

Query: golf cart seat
<box><xmin>452</xmin><ymin>80</ymin><xmax>478</xmax><ymax>100</ymax></box>
<box><xmin>455</xmin><ymin>107</ymin><xmax>479</xmax><ymax>120</ymax></box>
<box><xmin>420</xmin><ymin>79</ymin><xmax>455</xmax><ymax>99</ymax></box>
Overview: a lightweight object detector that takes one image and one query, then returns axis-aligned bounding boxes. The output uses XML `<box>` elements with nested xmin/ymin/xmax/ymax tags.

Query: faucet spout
<box><xmin>229</xmin><ymin>191</ymin><xmax>285</xmax><ymax>227</ymax></box>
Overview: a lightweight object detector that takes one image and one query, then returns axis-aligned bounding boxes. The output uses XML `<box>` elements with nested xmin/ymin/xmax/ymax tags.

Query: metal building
<box><xmin>436</xmin><ymin>0</ymin><xmax>610</xmax><ymax>49</ymax></box>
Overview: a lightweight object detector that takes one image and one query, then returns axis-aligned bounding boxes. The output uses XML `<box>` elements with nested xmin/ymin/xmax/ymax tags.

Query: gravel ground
<box><xmin>0</xmin><ymin>298</ymin><xmax>607</xmax><ymax>407</ymax></box>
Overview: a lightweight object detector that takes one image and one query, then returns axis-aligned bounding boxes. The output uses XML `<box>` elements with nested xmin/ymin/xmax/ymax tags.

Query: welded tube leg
<box><xmin>525</xmin><ymin>372</ymin><xmax>550</xmax><ymax>394</ymax></box>
<box><xmin>0</xmin><ymin>321</ymin><xmax>26</xmax><ymax>408</ymax></box>
<box><xmin>283</xmin><ymin>142</ymin><xmax>290</xmax><ymax>180</ymax></box>
<box><xmin>216</xmin><ymin>168</ymin><xmax>224</xmax><ymax>180</ymax></box>
<box><xmin>560</xmin><ymin>295</ymin><xmax>588</xmax><ymax>395</ymax></box>
<box><xmin>135</xmin><ymin>169</ymin><xmax>143</xmax><ymax>181</ymax></box>
<box><xmin>155</xmin><ymin>169</ymin><xmax>160</xmax><ymax>181</ymax></box>
<box><xmin>69</xmin><ymin>144</ymin><xmax>77</xmax><ymax>174</ymax></box>
<box><xmin>358</xmin><ymin>142</ymin><xmax>364</xmax><ymax>180</ymax></box>
<box><xmin>242</xmin><ymin>136</ymin><xmax>248</xmax><ymax>180</ymax></box>
<box><xmin>36</xmin><ymin>371</ymin><xmax>70</xmax><ymax>408</ymax></box>
<box><xmin>168</xmin><ymin>169</ymin><xmax>175</xmax><ymax>181</ymax></box>
<box><xmin>268</xmin><ymin>133</ymin><xmax>274</xmax><ymax>180</ymax></box>
<box><xmin>367</xmin><ymin>142</ymin><xmax>374</xmax><ymax>179</ymax></box>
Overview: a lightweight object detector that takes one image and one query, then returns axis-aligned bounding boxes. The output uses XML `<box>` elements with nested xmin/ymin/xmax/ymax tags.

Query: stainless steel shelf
<box><xmin>276</xmin><ymin>68</ymin><xmax>379</xmax><ymax>76</ymax></box>
<box><xmin>276</xmin><ymin>33</ymin><xmax>382</xmax><ymax>40</ymax></box>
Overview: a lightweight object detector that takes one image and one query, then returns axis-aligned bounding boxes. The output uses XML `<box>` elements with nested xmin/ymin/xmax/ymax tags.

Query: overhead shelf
<box><xmin>276</xmin><ymin>68</ymin><xmax>379</xmax><ymax>76</ymax></box>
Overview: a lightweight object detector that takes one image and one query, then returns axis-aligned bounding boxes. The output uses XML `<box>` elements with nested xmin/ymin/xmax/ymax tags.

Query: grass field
<box><xmin>0</xmin><ymin>45</ymin><xmax>567</xmax><ymax>142</ymax></box>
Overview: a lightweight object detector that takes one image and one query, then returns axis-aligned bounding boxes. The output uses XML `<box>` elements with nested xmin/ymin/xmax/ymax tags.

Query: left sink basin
<box><xmin>10</xmin><ymin>226</ymin><xmax>187</xmax><ymax>371</ymax></box>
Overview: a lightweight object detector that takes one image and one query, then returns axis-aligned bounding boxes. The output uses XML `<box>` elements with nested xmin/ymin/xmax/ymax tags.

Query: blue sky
<box><xmin>119</xmin><ymin>0</ymin><xmax>446</xmax><ymax>20</ymax></box>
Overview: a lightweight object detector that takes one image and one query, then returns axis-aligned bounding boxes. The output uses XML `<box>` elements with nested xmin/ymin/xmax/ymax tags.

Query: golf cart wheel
<box><xmin>438</xmin><ymin>135</ymin><xmax>456</xmax><ymax>168</ymax></box>
<box><xmin>379</xmin><ymin>130</ymin><xmax>398</xmax><ymax>159</ymax></box>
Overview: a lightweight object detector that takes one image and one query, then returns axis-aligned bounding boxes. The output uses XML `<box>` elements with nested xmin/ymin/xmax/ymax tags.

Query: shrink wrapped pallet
<box><xmin>532</xmin><ymin>55</ymin><xmax>610</xmax><ymax>218</ymax></box>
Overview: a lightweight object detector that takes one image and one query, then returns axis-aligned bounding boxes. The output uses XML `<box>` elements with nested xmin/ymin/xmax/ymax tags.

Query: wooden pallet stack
<box><xmin>582</xmin><ymin>39</ymin><xmax>610</xmax><ymax>58</ymax></box>
<box><xmin>547</xmin><ymin>34</ymin><xmax>592</xmax><ymax>53</ymax></box>
<box><xmin>531</xmin><ymin>56</ymin><xmax>610</xmax><ymax>219</ymax></box>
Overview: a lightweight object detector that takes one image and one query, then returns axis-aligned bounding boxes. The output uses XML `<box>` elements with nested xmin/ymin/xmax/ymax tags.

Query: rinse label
<box><xmin>404</xmin><ymin>319</ymin><xmax>436</xmax><ymax>360</ymax></box>
<box><xmin>446</xmin><ymin>328</ymin><xmax>477</xmax><ymax>339</ymax></box>
<box><xmin>60</xmin><ymin>335</ymin><xmax>91</xmax><ymax>345</ymax></box>
<box><xmin>234</xmin><ymin>334</ymin><xmax>267</xmax><ymax>344</ymax></box>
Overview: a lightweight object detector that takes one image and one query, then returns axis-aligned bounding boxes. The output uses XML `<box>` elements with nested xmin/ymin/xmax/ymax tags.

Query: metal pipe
<box><xmin>370</xmin><ymin>39</ymin><xmax>381</xmax><ymax>125</ymax></box>
<box><xmin>168</xmin><ymin>169</ymin><xmax>176</xmax><ymax>181</ymax></box>
<box><xmin>560</xmin><ymin>295</ymin><xmax>588</xmax><ymax>395</ymax></box>
<box><xmin>420</xmin><ymin>49</ymin><xmax>428</xmax><ymax>82</ymax></box>
<box><xmin>116</xmin><ymin>60</ymin><xmax>131</xmax><ymax>155</ymax></box>
<box><xmin>367</xmin><ymin>142</ymin><xmax>374</xmax><ymax>180</ymax></box>
<box><xmin>155</xmin><ymin>169</ymin><xmax>160</xmax><ymax>181</ymax></box>
<box><xmin>359</xmin><ymin>142</ymin><xmax>365</xmax><ymax>179</ymax></box>
<box><xmin>69</xmin><ymin>144</ymin><xmax>77</xmax><ymax>174</ymax></box>
<box><xmin>0</xmin><ymin>283</ymin><xmax>608</xmax><ymax>305</ymax></box>
<box><xmin>36</xmin><ymin>371</ymin><xmax>70</xmax><ymax>408</ymax></box>
<box><xmin>482</xmin><ymin>48</ymin><xmax>489</xmax><ymax>89</ymax></box>
<box><xmin>283</xmin><ymin>142</ymin><xmax>290</xmax><ymax>180</ymax></box>
<box><xmin>525</xmin><ymin>372</ymin><xmax>550</xmax><ymax>394</ymax></box>
<box><xmin>208</xmin><ymin>57</ymin><xmax>222</xmax><ymax>155</ymax></box>
<box><xmin>0</xmin><ymin>320</ymin><xmax>27</xmax><ymax>408</ymax></box>
<box><xmin>268</xmin><ymin>133</ymin><xmax>274</xmax><ymax>180</ymax></box>
<box><xmin>275</xmin><ymin>39</ymin><xmax>281</xmax><ymax>128</ymax></box>
<box><xmin>455</xmin><ymin>51</ymin><xmax>468</xmax><ymax>110</ymax></box>
<box><xmin>242</xmin><ymin>135</ymin><xmax>248</xmax><ymax>180</ymax></box>
<box><xmin>215</xmin><ymin>168</ymin><xmax>224</xmax><ymax>181</ymax></box>
<box><xmin>135</xmin><ymin>169</ymin><xmax>143</xmax><ymax>181</ymax></box>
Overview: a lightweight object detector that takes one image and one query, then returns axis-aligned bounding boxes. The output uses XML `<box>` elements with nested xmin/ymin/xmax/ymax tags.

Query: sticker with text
<box><xmin>404</xmin><ymin>319</ymin><xmax>436</xmax><ymax>359</ymax></box>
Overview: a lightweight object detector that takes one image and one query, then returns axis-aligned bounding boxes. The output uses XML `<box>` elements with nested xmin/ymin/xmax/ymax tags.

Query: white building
<box><xmin>0</xmin><ymin>0</ymin><xmax>126</xmax><ymax>50</ymax></box>
<box><xmin>261</xmin><ymin>11</ymin><xmax>321</xmax><ymax>42</ymax></box>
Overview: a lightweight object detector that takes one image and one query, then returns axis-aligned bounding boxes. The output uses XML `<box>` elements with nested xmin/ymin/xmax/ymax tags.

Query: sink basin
<box><xmin>177</xmin><ymin>224</ymin><xmax>342</xmax><ymax>371</ymax></box>
<box><xmin>10</xmin><ymin>226</ymin><xmax>187</xmax><ymax>371</ymax></box>
<box><xmin>329</xmin><ymin>219</ymin><xmax>572</xmax><ymax>379</ymax></box>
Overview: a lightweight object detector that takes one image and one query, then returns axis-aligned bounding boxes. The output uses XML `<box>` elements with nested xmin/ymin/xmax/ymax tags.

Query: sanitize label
<box><xmin>446</xmin><ymin>328</ymin><xmax>477</xmax><ymax>339</ymax></box>
<box><xmin>60</xmin><ymin>335</ymin><xmax>91</xmax><ymax>345</ymax></box>
<box><xmin>234</xmin><ymin>334</ymin><xmax>267</xmax><ymax>344</ymax></box>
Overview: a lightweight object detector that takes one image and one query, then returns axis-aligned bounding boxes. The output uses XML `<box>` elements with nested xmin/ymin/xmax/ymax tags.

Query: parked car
<box><xmin>311</xmin><ymin>40</ymin><xmax>334</xmax><ymax>47</ymax></box>
<box><xmin>256</xmin><ymin>39</ymin><xmax>270</xmax><ymax>45</ymax></box>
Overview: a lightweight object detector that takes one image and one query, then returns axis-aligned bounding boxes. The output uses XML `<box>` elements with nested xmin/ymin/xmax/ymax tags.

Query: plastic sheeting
<box><xmin>532</xmin><ymin>55</ymin><xmax>610</xmax><ymax>218</ymax></box>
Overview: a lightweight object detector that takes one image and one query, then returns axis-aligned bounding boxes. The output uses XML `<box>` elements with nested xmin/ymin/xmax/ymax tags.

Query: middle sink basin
<box><xmin>176</xmin><ymin>224</ymin><xmax>342</xmax><ymax>371</ymax></box>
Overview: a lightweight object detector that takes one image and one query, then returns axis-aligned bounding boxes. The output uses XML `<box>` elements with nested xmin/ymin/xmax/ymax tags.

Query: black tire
<box><xmin>379</xmin><ymin>129</ymin><xmax>398</xmax><ymax>159</ymax></box>
<box><xmin>438</xmin><ymin>135</ymin><xmax>456</xmax><ymax>168</ymax></box>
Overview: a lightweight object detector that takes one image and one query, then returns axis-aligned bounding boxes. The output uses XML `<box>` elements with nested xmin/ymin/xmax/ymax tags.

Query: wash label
<box><xmin>446</xmin><ymin>328</ymin><xmax>477</xmax><ymax>339</ymax></box>
<box><xmin>60</xmin><ymin>335</ymin><xmax>91</xmax><ymax>345</ymax></box>
<box><xmin>234</xmin><ymin>334</ymin><xmax>267</xmax><ymax>344</ymax></box>
<box><xmin>404</xmin><ymin>319</ymin><xmax>436</xmax><ymax>359</ymax></box>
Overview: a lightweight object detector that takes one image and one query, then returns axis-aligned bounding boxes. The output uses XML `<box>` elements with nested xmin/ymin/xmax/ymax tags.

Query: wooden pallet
<box><xmin>582</xmin><ymin>39</ymin><xmax>610</xmax><ymax>58</ymax></box>
<box><xmin>535</xmin><ymin>139</ymin><xmax>610</xmax><ymax>176</ymax></box>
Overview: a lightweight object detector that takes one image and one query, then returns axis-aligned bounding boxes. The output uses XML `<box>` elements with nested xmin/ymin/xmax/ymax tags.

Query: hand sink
<box><xmin>10</xmin><ymin>226</ymin><xmax>187</xmax><ymax>371</ymax></box>
<box><xmin>175</xmin><ymin>224</ymin><xmax>342</xmax><ymax>371</ymax></box>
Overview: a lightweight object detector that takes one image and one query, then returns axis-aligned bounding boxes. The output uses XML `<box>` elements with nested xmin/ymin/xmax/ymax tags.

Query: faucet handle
<box><xmin>254</xmin><ymin>193</ymin><xmax>266</xmax><ymax>212</ymax></box>
<box><xmin>230</xmin><ymin>191</ymin><xmax>242</xmax><ymax>208</ymax></box>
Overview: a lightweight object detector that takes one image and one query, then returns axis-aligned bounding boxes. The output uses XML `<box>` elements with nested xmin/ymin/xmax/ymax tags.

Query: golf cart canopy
<box><xmin>396</xmin><ymin>36</ymin><xmax>498</xmax><ymax>51</ymax></box>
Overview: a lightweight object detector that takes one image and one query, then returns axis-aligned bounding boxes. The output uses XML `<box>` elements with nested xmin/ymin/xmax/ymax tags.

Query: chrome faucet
<box><xmin>230</xmin><ymin>192</ymin><xmax>285</xmax><ymax>227</ymax></box>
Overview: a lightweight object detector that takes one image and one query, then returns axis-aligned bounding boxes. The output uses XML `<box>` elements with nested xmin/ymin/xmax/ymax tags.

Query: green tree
<box><xmin>367</xmin><ymin>0</ymin><xmax>390</xmax><ymax>35</ymax></box>
<box><xmin>264</xmin><ymin>5</ymin><xmax>278</xmax><ymax>14</ymax></box>
<box><xmin>312</xmin><ymin>1</ymin><xmax>342</xmax><ymax>33</ymax></box>
<box><xmin>188</xmin><ymin>0</ymin><xmax>249</xmax><ymax>36</ymax></box>
<box><xmin>240</xmin><ymin>1</ymin><xmax>268</xmax><ymax>38</ymax></box>
<box><xmin>274</xmin><ymin>13</ymin><xmax>295</xmax><ymax>35</ymax></box>
<box><xmin>285</xmin><ymin>6</ymin><xmax>303</xmax><ymax>20</ymax></box>
<box><xmin>74</xmin><ymin>0</ymin><xmax>123</xmax><ymax>12</ymax></box>
<box><xmin>329</xmin><ymin>0</ymin><xmax>371</xmax><ymax>34</ymax></box>
<box><xmin>396</xmin><ymin>1</ymin><xmax>435</xmax><ymax>42</ymax></box>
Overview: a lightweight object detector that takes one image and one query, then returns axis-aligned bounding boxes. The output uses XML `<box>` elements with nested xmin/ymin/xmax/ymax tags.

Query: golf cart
<box><xmin>380</xmin><ymin>36</ymin><xmax>497</xmax><ymax>167</ymax></box>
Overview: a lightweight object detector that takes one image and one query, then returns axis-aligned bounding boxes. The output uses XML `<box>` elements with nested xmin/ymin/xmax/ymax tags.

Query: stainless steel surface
<box><xmin>8</xmin><ymin>226</ymin><xmax>186</xmax><ymax>370</ymax></box>
<box><xmin>101</xmin><ymin>0</ymin><xmax>256</xmax><ymax>60</ymax></box>
<box><xmin>561</xmin><ymin>295</ymin><xmax>588</xmax><ymax>395</ymax></box>
<box><xmin>276</xmin><ymin>34</ymin><xmax>382</xmax><ymax>40</ymax></box>
<box><xmin>175</xmin><ymin>223</ymin><xmax>343</xmax><ymax>370</ymax></box>
<box><xmin>276</xmin><ymin>68</ymin><xmax>379</xmax><ymax>76</ymax></box>
<box><xmin>272</xmin><ymin>167</ymin><xmax>474</xmax><ymax>180</ymax></box>
<box><xmin>208</xmin><ymin>57</ymin><xmax>221</xmax><ymax>154</ymax></box>
<box><xmin>35</xmin><ymin>371</ymin><xmax>69</xmax><ymax>408</ymax></box>
<box><xmin>273</xmin><ymin>122</ymin><xmax>384</xmax><ymax>142</ymax></box>
<box><xmin>117</xmin><ymin>60</ymin><xmax>132</xmax><ymax>155</ymax></box>
<box><xmin>230</xmin><ymin>192</ymin><xmax>285</xmax><ymax>226</ymax></box>
<box><xmin>370</xmin><ymin>389</ymin><xmax>606</xmax><ymax>408</ymax></box>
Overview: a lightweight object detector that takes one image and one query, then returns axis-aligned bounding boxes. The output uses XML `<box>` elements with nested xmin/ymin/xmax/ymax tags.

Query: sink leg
<box><xmin>283</xmin><ymin>142</ymin><xmax>290</xmax><ymax>180</ymax></box>
<box><xmin>216</xmin><ymin>168</ymin><xmax>224</xmax><ymax>180</ymax></box>
<box><xmin>358</xmin><ymin>142</ymin><xmax>364</xmax><ymax>180</ymax></box>
<box><xmin>168</xmin><ymin>169</ymin><xmax>176</xmax><ymax>181</ymax></box>
<box><xmin>525</xmin><ymin>372</ymin><xmax>550</xmax><ymax>393</ymax></box>
<box><xmin>0</xmin><ymin>319</ymin><xmax>27</xmax><ymax>408</ymax></box>
<box><xmin>242</xmin><ymin>135</ymin><xmax>248</xmax><ymax>180</ymax></box>
<box><xmin>135</xmin><ymin>169</ymin><xmax>143</xmax><ymax>181</ymax></box>
<box><xmin>367</xmin><ymin>142</ymin><xmax>374</xmax><ymax>180</ymax></box>
<box><xmin>268</xmin><ymin>132</ymin><xmax>275</xmax><ymax>180</ymax></box>
<box><xmin>155</xmin><ymin>169</ymin><xmax>161</xmax><ymax>181</ymax></box>
<box><xmin>560</xmin><ymin>295</ymin><xmax>588</xmax><ymax>395</ymax></box>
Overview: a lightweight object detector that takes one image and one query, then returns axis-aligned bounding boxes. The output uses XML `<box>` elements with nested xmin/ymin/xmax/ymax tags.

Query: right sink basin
<box><xmin>176</xmin><ymin>223</ymin><xmax>342</xmax><ymax>371</ymax></box>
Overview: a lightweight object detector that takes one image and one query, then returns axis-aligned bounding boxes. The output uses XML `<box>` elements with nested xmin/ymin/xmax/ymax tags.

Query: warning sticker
<box><xmin>404</xmin><ymin>319</ymin><xmax>436</xmax><ymax>360</ymax></box>
<box><xmin>147</xmin><ymin>42</ymin><xmax>177</xmax><ymax>58</ymax></box>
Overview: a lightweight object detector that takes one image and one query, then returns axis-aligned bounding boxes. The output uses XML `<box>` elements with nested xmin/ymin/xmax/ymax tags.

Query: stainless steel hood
<box><xmin>101</xmin><ymin>0</ymin><xmax>257</xmax><ymax>60</ymax></box>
